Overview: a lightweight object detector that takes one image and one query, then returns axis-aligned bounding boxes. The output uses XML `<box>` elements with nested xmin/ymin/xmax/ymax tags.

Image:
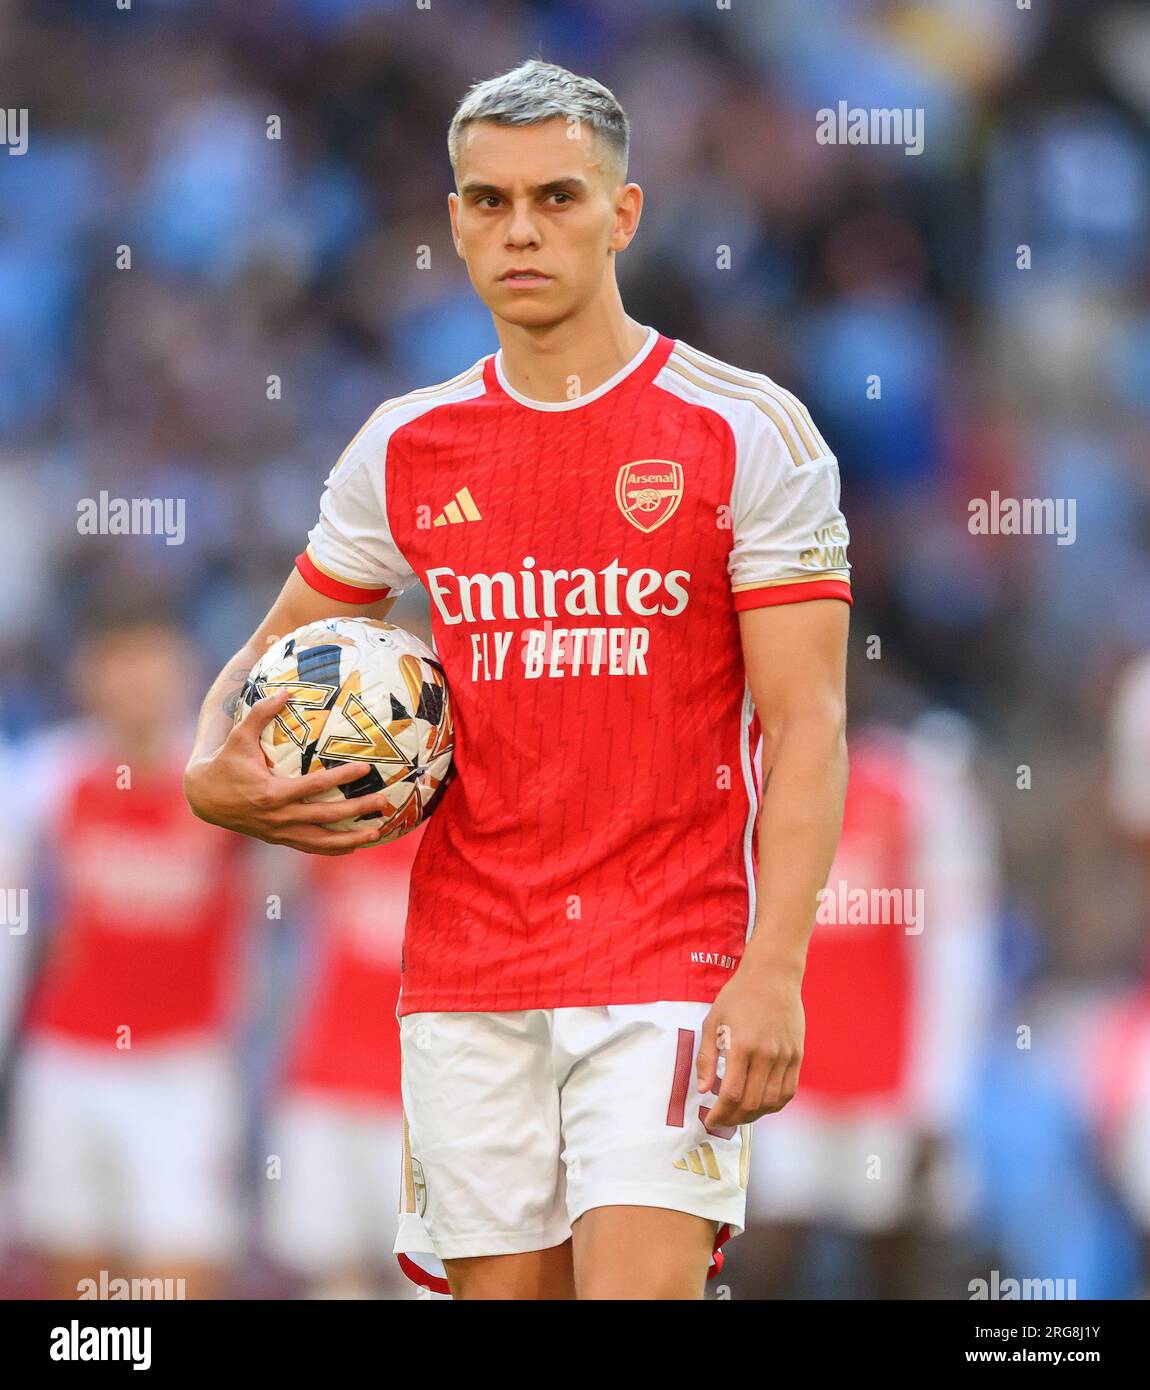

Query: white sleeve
<box><xmin>728</xmin><ymin>410</ymin><xmax>851</xmax><ymax>609</ymax></box>
<box><xmin>297</xmin><ymin>410</ymin><xmax>418</xmax><ymax>602</ymax></box>
<box><xmin>1108</xmin><ymin>654</ymin><xmax>1150</xmax><ymax>835</ymax></box>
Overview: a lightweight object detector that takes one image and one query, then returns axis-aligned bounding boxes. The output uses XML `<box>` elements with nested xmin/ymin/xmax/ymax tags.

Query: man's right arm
<box><xmin>183</xmin><ymin>568</ymin><xmax>401</xmax><ymax>856</ymax></box>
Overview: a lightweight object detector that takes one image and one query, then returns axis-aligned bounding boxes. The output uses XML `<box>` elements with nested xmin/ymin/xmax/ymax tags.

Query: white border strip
<box><xmin>739</xmin><ymin>681</ymin><xmax>760</xmax><ymax>940</ymax></box>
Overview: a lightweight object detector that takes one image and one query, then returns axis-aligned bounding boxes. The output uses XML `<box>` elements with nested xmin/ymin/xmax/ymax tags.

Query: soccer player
<box><xmin>264</xmin><ymin>824</ymin><xmax>424</xmax><ymax>1299</ymax></box>
<box><xmin>184</xmin><ymin>59</ymin><xmax>852</xmax><ymax>1300</ymax></box>
<box><xmin>744</xmin><ymin>712</ymin><xmax>998</xmax><ymax>1297</ymax></box>
<box><xmin>9</xmin><ymin>606</ymin><xmax>251</xmax><ymax>1299</ymax></box>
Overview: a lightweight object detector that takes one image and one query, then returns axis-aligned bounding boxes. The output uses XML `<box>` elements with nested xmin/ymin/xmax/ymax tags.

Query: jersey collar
<box><xmin>488</xmin><ymin>324</ymin><xmax>663</xmax><ymax>412</ymax></box>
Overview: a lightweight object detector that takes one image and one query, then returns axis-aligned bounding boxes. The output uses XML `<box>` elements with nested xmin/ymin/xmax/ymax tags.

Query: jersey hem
<box><xmin>395</xmin><ymin>982</ymin><xmax>733</xmax><ymax>1016</ymax></box>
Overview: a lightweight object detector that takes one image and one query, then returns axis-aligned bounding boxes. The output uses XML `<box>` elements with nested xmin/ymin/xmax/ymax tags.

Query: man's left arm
<box><xmin>696</xmin><ymin>596</ymin><xmax>849</xmax><ymax>1125</ymax></box>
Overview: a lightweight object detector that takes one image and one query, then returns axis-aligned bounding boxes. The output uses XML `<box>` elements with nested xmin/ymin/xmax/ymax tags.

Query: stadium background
<box><xmin>1</xmin><ymin>0</ymin><xmax>1149</xmax><ymax>1299</ymax></box>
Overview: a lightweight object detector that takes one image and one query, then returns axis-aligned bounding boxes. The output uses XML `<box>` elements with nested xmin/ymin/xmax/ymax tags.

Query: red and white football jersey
<box><xmin>797</xmin><ymin>733</ymin><xmax>915</xmax><ymax>1102</ymax></box>
<box><xmin>22</xmin><ymin>730</ymin><xmax>250</xmax><ymax>1047</ymax></box>
<box><xmin>295</xmin><ymin>328</ymin><xmax>852</xmax><ymax>1013</ymax></box>
<box><xmin>281</xmin><ymin>825</ymin><xmax>423</xmax><ymax>1105</ymax></box>
<box><xmin>794</xmin><ymin>719</ymin><xmax>998</xmax><ymax>1124</ymax></box>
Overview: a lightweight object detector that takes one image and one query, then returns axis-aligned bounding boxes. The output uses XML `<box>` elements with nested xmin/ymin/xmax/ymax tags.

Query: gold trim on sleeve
<box><xmin>731</xmin><ymin>571</ymin><xmax>851</xmax><ymax>593</ymax></box>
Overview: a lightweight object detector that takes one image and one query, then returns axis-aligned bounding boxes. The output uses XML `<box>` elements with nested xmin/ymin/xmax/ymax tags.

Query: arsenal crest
<box><xmin>615</xmin><ymin>459</ymin><xmax>683</xmax><ymax>533</ymax></box>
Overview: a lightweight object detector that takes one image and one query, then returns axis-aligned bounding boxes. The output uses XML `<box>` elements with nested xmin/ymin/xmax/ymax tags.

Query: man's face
<box><xmin>74</xmin><ymin>626</ymin><xmax>193</xmax><ymax>740</ymax></box>
<box><xmin>449</xmin><ymin>117</ymin><xmax>641</xmax><ymax>329</ymax></box>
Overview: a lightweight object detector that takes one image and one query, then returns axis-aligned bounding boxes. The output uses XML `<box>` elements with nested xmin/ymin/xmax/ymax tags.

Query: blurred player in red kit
<box><xmin>745</xmin><ymin>711</ymin><xmax>998</xmax><ymax>1297</ymax></box>
<box><xmin>186</xmin><ymin>60</ymin><xmax>852</xmax><ymax>1299</ymax></box>
<box><xmin>263</xmin><ymin>824</ymin><xmax>423</xmax><ymax>1299</ymax></box>
<box><xmin>6</xmin><ymin>606</ymin><xmax>253</xmax><ymax>1299</ymax></box>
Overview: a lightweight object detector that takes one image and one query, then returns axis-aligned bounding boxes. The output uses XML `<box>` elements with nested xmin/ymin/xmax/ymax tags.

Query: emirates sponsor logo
<box><xmin>426</xmin><ymin>556</ymin><xmax>690</xmax><ymax>626</ymax></box>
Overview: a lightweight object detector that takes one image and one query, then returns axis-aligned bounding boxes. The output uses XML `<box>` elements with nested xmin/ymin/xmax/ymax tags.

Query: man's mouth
<box><xmin>500</xmin><ymin>269</ymin><xmax>551</xmax><ymax>286</ymax></box>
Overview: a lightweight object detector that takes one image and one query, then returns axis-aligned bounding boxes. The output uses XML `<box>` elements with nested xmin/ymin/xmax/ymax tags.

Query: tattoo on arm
<box><xmin>221</xmin><ymin>668</ymin><xmax>253</xmax><ymax>720</ymax></box>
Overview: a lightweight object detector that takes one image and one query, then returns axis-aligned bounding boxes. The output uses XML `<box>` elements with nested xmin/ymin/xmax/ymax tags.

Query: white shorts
<box><xmin>747</xmin><ymin>1100</ymin><xmax>917</xmax><ymax>1232</ymax></box>
<box><xmin>10</xmin><ymin>1035</ymin><xmax>241</xmax><ymax>1262</ymax></box>
<box><xmin>393</xmin><ymin>1002</ymin><xmax>750</xmax><ymax>1291</ymax></box>
<box><xmin>265</xmin><ymin>1093</ymin><xmax>405</xmax><ymax>1273</ymax></box>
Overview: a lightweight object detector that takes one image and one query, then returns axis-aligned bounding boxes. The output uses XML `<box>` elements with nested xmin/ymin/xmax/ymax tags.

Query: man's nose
<box><xmin>505</xmin><ymin>200</ymin><xmax>541</xmax><ymax>246</ymax></box>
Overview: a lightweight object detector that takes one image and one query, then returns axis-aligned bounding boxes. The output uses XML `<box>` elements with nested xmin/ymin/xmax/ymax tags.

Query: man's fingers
<box><xmin>292</xmin><ymin>760</ymin><xmax>376</xmax><ymax>799</ymax></box>
<box><xmin>760</xmin><ymin>1058</ymin><xmax>802</xmax><ymax>1115</ymax></box>
<box><xmin>704</xmin><ymin>1048</ymin><xmax>749</xmax><ymax>1128</ymax></box>
<box><xmin>276</xmin><ymin>822</ymin><xmax>386</xmax><ymax>854</ymax></box>
<box><xmin>258</xmin><ymin>760</ymin><xmax>374</xmax><ymax>809</ymax></box>
<box><xmin>710</xmin><ymin>1050</ymin><xmax>802</xmax><ymax>1123</ymax></box>
<box><xmin>233</xmin><ymin>687</ymin><xmax>290</xmax><ymax>741</ymax></box>
<box><xmin>704</xmin><ymin>1097</ymin><xmax>736</xmax><ymax>1128</ymax></box>
<box><xmin>278</xmin><ymin>841</ymin><xmax>358</xmax><ymax>857</ymax></box>
<box><xmin>740</xmin><ymin>1050</ymin><xmax>779</xmax><ymax>1119</ymax></box>
<box><xmin>695</xmin><ymin>1013</ymin><xmax>720</xmax><ymax>1095</ymax></box>
<box><xmin>274</xmin><ymin>792</ymin><xmax>392</xmax><ymax>827</ymax></box>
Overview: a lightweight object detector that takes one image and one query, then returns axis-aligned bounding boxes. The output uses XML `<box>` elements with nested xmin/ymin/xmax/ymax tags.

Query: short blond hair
<box><xmin>448</xmin><ymin>58</ymin><xmax>630</xmax><ymax>185</ymax></box>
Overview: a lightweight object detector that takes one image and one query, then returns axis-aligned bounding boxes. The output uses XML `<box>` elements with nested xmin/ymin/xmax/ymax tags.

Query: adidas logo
<box><xmin>674</xmin><ymin>1143</ymin><xmax>722</xmax><ymax>1180</ymax></box>
<box><xmin>433</xmin><ymin>486</ymin><xmax>482</xmax><ymax>527</ymax></box>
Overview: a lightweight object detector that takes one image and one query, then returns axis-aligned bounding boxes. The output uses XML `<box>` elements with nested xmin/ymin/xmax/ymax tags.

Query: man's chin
<box><xmin>490</xmin><ymin>296</ymin><xmax>570</xmax><ymax>330</ymax></box>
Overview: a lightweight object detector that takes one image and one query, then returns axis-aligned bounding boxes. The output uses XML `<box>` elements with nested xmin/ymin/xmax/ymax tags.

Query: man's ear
<box><xmin>610</xmin><ymin>182</ymin><xmax>643</xmax><ymax>253</ymax></box>
<box><xmin>447</xmin><ymin>191</ymin><xmax>464</xmax><ymax>257</ymax></box>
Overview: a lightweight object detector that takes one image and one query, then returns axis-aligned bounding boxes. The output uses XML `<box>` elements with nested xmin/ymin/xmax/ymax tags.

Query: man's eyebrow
<box><xmin>536</xmin><ymin>177</ymin><xmax>588</xmax><ymax>195</ymax></box>
<box><xmin>459</xmin><ymin>177</ymin><xmax>590</xmax><ymax>197</ymax></box>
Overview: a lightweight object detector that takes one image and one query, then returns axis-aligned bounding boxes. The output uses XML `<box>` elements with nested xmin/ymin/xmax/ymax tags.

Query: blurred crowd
<box><xmin>1</xmin><ymin>0</ymin><xmax>1149</xmax><ymax>1299</ymax></box>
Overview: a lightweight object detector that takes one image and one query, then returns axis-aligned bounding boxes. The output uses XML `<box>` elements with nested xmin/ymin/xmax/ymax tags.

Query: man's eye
<box><xmin>550</xmin><ymin>193</ymin><xmax>571</xmax><ymax>204</ymax></box>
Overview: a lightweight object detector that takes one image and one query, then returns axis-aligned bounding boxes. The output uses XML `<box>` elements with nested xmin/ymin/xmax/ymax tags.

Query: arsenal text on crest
<box><xmin>615</xmin><ymin>460</ymin><xmax>684</xmax><ymax>534</ymax></box>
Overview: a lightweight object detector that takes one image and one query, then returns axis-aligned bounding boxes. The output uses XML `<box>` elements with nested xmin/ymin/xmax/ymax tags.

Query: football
<box><xmin>235</xmin><ymin>616</ymin><xmax>455</xmax><ymax>843</ymax></box>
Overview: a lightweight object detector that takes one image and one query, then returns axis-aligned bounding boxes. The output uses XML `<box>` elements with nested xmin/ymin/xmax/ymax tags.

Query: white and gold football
<box><xmin>235</xmin><ymin>617</ymin><xmax>455</xmax><ymax>843</ymax></box>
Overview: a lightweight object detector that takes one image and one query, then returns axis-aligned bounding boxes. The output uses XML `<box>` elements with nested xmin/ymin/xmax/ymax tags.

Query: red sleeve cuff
<box><xmin>733</xmin><ymin>578</ymin><xmax>853</xmax><ymax>611</ymax></box>
<box><xmin>294</xmin><ymin>550</ymin><xmax>394</xmax><ymax>604</ymax></box>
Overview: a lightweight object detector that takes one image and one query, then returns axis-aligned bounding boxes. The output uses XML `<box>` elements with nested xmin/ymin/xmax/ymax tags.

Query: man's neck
<box><xmin>99</xmin><ymin>727</ymin><xmax>177</xmax><ymax>777</ymax></box>
<box><xmin>494</xmin><ymin>301</ymin><xmax>650</xmax><ymax>405</ymax></box>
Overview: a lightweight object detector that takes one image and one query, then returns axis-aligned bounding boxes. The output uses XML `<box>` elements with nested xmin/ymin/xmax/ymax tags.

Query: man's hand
<box><xmin>695</xmin><ymin>966</ymin><xmax>805</xmax><ymax>1127</ymax></box>
<box><xmin>184</xmin><ymin>688</ymin><xmax>390</xmax><ymax>855</ymax></box>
